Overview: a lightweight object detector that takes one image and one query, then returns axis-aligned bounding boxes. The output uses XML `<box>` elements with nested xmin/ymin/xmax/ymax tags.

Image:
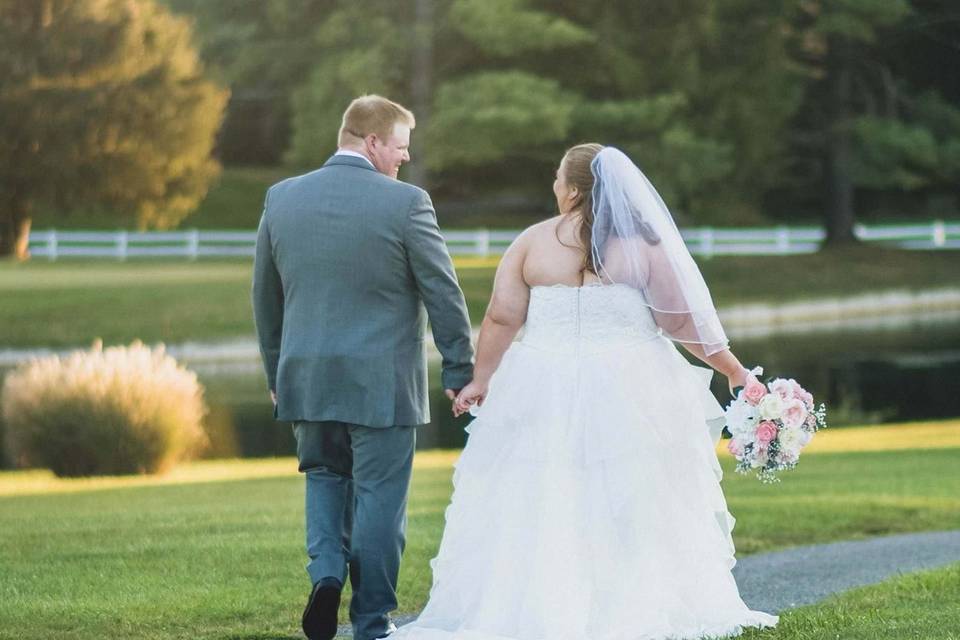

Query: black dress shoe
<box><xmin>302</xmin><ymin>579</ymin><xmax>341</xmax><ymax>640</ymax></box>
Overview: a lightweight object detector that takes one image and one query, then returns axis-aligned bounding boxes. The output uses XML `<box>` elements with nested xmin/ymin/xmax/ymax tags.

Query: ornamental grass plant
<box><xmin>1</xmin><ymin>340</ymin><xmax>207</xmax><ymax>476</ymax></box>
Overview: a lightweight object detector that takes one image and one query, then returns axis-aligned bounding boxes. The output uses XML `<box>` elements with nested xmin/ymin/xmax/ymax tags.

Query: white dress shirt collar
<box><xmin>335</xmin><ymin>149</ymin><xmax>375</xmax><ymax>168</ymax></box>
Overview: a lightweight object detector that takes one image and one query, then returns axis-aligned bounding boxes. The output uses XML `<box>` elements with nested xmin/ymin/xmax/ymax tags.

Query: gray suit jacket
<box><xmin>252</xmin><ymin>155</ymin><xmax>474</xmax><ymax>427</ymax></box>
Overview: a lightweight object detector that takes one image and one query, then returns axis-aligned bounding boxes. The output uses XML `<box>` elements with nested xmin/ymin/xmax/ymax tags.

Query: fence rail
<box><xmin>26</xmin><ymin>221</ymin><xmax>960</xmax><ymax>260</ymax></box>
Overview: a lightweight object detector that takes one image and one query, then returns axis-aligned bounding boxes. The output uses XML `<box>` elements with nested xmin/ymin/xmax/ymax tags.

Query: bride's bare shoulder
<box><xmin>513</xmin><ymin>216</ymin><xmax>563</xmax><ymax>246</ymax></box>
<box><xmin>500</xmin><ymin>217</ymin><xmax>565</xmax><ymax>264</ymax></box>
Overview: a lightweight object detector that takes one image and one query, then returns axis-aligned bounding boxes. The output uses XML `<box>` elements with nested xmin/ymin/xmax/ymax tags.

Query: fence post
<box><xmin>187</xmin><ymin>229</ymin><xmax>200</xmax><ymax>260</ymax></box>
<box><xmin>933</xmin><ymin>219</ymin><xmax>946</xmax><ymax>248</ymax></box>
<box><xmin>475</xmin><ymin>229</ymin><xmax>491</xmax><ymax>257</ymax></box>
<box><xmin>776</xmin><ymin>226</ymin><xmax>790</xmax><ymax>254</ymax></box>
<box><xmin>47</xmin><ymin>229</ymin><xmax>58</xmax><ymax>261</ymax></box>
<box><xmin>116</xmin><ymin>230</ymin><xmax>128</xmax><ymax>261</ymax></box>
<box><xmin>701</xmin><ymin>227</ymin><xmax>714</xmax><ymax>259</ymax></box>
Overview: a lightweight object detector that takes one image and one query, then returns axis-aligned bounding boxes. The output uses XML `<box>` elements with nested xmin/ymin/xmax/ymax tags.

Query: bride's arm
<box><xmin>453</xmin><ymin>234</ymin><xmax>530</xmax><ymax>415</ymax></box>
<box><xmin>677</xmin><ymin>343</ymin><xmax>749</xmax><ymax>394</ymax></box>
<box><xmin>641</xmin><ymin>245</ymin><xmax>749</xmax><ymax>394</ymax></box>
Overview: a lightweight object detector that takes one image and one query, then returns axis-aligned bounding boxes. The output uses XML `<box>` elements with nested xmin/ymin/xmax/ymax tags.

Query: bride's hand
<box><xmin>727</xmin><ymin>367</ymin><xmax>750</xmax><ymax>397</ymax></box>
<box><xmin>453</xmin><ymin>380</ymin><xmax>488</xmax><ymax>417</ymax></box>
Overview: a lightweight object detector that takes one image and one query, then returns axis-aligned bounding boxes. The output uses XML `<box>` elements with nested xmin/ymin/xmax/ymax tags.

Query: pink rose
<box><xmin>788</xmin><ymin>380</ymin><xmax>814</xmax><ymax>407</ymax></box>
<box><xmin>782</xmin><ymin>399</ymin><xmax>808</xmax><ymax>430</ymax></box>
<box><xmin>755</xmin><ymin>421</ymin><xmax>778</xmax><ymax>444</ymax></box>
<box><xmin>743</xmin><ymin>377</ymin><xmax>767</xmax><ymax>406</ymax></box>
<box><xmin>769</xmin><ymin>378</ymin><xmax>795</xmax><ymax>402</ymax></box>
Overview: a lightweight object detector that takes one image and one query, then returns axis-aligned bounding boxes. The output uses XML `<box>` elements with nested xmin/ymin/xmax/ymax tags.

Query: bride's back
<box><xmin>520</xmin><ymin>215</ymin><xmax>603</xmax><ymax>288</ymax></box>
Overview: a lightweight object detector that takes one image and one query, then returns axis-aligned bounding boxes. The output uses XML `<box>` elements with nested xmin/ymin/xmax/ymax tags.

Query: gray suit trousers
<box><xmin>294</xmin><ymin>421</ymin><xmax>416</xmax><ymax>640</ymax></box>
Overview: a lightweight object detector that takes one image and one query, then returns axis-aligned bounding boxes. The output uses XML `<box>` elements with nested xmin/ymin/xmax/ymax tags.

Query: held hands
<box><xmin>452</xmin><ymin>379</ymin><xmax>488</xmax><ymax>417</ymax></box>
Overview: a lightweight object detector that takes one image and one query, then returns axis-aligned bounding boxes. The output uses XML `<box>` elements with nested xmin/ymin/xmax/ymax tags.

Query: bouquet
<box><xmin>724</xmin><ymin>367</ymin><xmax>827</xmax><ymax>483</ymax></box>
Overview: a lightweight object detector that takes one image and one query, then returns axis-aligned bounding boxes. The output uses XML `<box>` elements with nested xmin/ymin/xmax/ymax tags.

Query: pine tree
<box><xmin>0</xmin><ymin>0</ymin><xmax>228</xmax><ymax>259</ymax></box>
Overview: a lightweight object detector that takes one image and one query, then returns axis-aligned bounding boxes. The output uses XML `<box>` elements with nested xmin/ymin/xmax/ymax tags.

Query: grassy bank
<box><xmin>1</xmin><ymin>245</ymin><xmax>957</xmax><ymax>349</ymax></box>
<box><xmin>742</xmin><ymin>563</ymin><xmax>960</xmax><ymax>640</ymax></box>
<box><xmin>0</xmin><ymin>261</ymin><xmax>255</xmax><ymax>348</ymax></box>
<box><xmin>1</xmin><ymin>421</ymin><xmax>958</xmax><ymax>639</ymax></box>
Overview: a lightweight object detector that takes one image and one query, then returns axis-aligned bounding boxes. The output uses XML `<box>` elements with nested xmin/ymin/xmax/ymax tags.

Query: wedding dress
<box><xmin>393</xmin><ymin>282</ymin><xmax>779</xmax><ymax>640</ymax></box>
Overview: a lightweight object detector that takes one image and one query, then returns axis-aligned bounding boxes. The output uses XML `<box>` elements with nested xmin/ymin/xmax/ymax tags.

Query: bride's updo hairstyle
<box><xmin>560</xmin><ymin>143</ymin><xmax>660</xmax><ymax>275</ymax></box>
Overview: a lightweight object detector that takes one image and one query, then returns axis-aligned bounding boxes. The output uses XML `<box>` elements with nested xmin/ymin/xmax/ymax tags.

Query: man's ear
<box><xmin>364</xmin><ymin>133</ymin><xmax>379</xmax><ymax>151</ymax></box>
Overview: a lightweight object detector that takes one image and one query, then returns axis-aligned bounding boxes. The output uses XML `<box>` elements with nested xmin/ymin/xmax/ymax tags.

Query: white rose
<box><xmin>758</xmin><ymin>394</ymin><xmax>785</xmax><ymax>420</ymax></box>
<box><xmin>777</xmin><ymin>449</ymin><xmax>799</xmax><ymax>465</ymax></box>
<box><xmin>778</xmin><ymin>424</ymin><xmax>803</xmax><ymax>452</ymax></box>
<box><xmin>782</xmin><ymin>398</ymin><xmax>808</xmax><ymax>430</ymax></box>
<box><xmin>725</xmin><ymin>399</ymin><xmax>760</xmax><ymax>439</ymax></box>
<box><xmin>750</xmin><ymin>448</ymin><xmax>769</xmax><ymax>468</ymax></box>
<box><xmin>768</xmin><ymin>378</ymin><xmax>795</xmax><ymax>402</ymax></box>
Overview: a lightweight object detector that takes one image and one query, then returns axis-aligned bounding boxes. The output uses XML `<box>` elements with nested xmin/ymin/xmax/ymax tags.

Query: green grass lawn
<box><xmin>1</xmin><ymin>422</ymin><xmax>958</xmax><ymax>639</ymax></box>
<box><xmin>0</xmin><ymin>261</ymin><xmax>255</xmax><ymax>348</ymax></box>
<box><xmin>1</xmin><ymin>245</ymin><xmax>957</xmax><ymax>349</ymax></box>
<box><xmin>741</xmin><ymin>563</ymin><xmax>960</xmax><ymax>640</ymax></box>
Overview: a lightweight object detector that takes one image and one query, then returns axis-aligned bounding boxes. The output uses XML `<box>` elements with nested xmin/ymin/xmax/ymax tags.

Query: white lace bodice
<box><xmin>520</xmin><ymin>283</ymin><xmax>662</xmax><ymax>352</ymax></box>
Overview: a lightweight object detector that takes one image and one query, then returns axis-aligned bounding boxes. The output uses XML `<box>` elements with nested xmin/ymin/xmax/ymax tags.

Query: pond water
<box><xmin>2</xmin><ymin>314</ymin><xmax>959</xmax><ymax>466</ymax></box>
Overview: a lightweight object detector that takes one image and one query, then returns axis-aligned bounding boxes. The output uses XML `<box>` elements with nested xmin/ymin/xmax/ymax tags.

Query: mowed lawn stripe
<box><xmin>1</xmin><ymin>421</ymin><xmax>957</xmax><ymax>498</ymax></box>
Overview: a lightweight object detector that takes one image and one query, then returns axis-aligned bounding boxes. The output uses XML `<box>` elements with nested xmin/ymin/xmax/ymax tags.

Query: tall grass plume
<box><xmin>2</xmin><ymin>340</ymin><xmax>207</xmax><ymax>476</ymax></box>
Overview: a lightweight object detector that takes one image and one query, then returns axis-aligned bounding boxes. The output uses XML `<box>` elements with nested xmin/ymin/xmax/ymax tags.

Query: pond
<box><xmin>2</xmin><ymin>313</ymin><xmax>959</xmax><ymax>466</ymax></box>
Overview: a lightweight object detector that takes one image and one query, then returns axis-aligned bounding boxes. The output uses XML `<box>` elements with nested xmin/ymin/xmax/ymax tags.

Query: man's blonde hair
<box><xmin>338</xmin><ymin>95</ymin><xmax>416</xmax><ymax>146</ymax></box>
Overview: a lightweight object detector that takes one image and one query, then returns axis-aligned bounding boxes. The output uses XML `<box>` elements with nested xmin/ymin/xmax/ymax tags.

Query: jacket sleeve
<box><xmin>252</xmin><ymin>190</ymin><xmax>284</xmax><ymax>391</ymax></box>
<box><xmin>403</xmin><ymin>189</ymin><xmax>475</xmax><ymax>390</ymax></box>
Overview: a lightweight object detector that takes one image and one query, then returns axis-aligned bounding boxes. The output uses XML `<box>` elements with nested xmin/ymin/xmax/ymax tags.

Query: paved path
<box><xmin>732</xmin><ymin>529</ymin><xmax>960</xmax><ymax>613</ymax></box>
<box><xmin>334</xmin><ymin>529</ymin><xmax>960</xmax><ymax>636</ymax></box>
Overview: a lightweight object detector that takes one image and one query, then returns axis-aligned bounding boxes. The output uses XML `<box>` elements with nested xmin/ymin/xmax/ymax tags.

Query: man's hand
<box><xmin>444</xmin><ymin>389</ymin><xmax>458</xmax><ymax>401</ymax></box>
<box><xmin>270</xmin><ymin>390</ymin><xmax>277</xmax><ymax>405</ymax></box>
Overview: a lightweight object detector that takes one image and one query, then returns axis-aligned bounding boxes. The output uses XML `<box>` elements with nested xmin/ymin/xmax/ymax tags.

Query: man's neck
<box><xmin>336</xmin><ymin>146</ymin><xmax>374</xmax><ymax>164</ymax></box>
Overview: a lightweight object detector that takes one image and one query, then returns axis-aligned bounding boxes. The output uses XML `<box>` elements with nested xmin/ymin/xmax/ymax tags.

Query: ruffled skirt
<box><xmin>395</xmin><ymin>336</ymin><xmax>778</xmax><ymax>640</ymax></box>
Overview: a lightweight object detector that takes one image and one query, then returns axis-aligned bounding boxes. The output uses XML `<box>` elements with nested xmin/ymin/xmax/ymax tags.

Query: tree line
<box><xmin>2</xmin><ymin>0</ymin><xmax>958</xmax><ymax>259</ymax></box>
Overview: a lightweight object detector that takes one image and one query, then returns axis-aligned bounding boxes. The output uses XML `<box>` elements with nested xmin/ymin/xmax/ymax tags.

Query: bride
<box><xmin>395</xmin><ymin>144</ymin><xmax>778</xmax><ymax>640</ymax></box>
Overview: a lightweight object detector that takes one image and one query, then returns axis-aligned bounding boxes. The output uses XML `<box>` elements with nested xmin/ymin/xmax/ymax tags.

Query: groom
<box><xmin>252</xmin><ymin>95</ymin><xmax>474</xmax><ymax>640</ymax></box>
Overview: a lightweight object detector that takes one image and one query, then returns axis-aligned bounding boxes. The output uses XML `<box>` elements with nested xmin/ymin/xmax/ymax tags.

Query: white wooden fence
<box><xmin>26</xmin><ymin>221</ymin><xmax>960</xmax><ymax>260</ymax></box>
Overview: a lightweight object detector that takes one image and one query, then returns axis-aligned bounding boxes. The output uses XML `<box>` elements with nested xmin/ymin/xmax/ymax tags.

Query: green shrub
<box><xmin>1</xmin><ymin>340</ymin><xmax>207</xmax><ymax>476</ymax></box>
